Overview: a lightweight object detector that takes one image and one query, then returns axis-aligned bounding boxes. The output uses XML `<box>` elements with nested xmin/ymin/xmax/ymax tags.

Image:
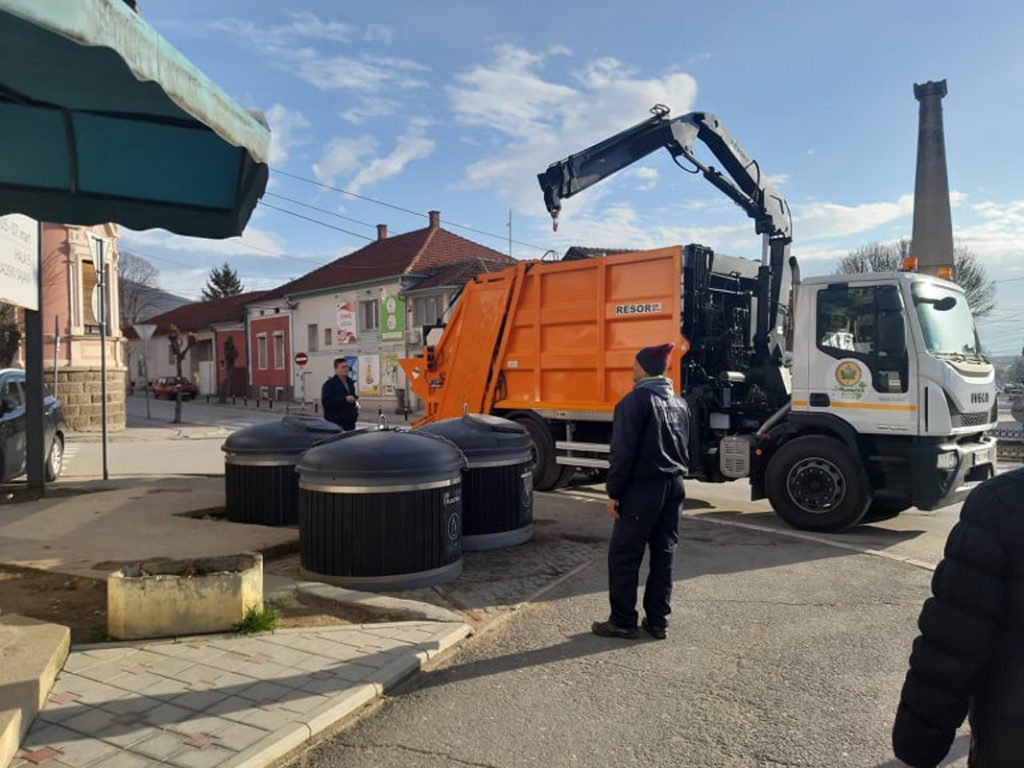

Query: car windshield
<box><xmin>911</xmin><ymin>282</ymin><xmax>983</xmax><ymax>360</ymax></box>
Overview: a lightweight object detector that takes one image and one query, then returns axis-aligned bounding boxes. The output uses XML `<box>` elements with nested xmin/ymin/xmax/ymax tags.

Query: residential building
<box><xmin>129</xmin><ymin>291</ymin><xmax>265</xmax><ymax>397</ymax></box>
<box><xmin>251</xmin><ymin>211</ymin><xmax>510</xmax><ymax>413</ymax></box>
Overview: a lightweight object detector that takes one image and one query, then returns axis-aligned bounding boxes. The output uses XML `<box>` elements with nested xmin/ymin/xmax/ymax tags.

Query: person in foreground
<box><xmin>321</xmin><ymin>357</ymin><xmax>359</xmax><ymax>431</ymax></box>
<box><xmin>593</xmin><ymin>342</ymin><xmax>691</xmax><ymax>641</ymax></box>
<box><xmin>892</xmin><ymin>467</ymin><xmax>1024</xmax><ymax>768</ymax></box>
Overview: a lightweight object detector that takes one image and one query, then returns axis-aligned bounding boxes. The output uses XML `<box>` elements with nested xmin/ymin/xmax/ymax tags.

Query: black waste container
<box><xmin>421</xmin><ymin>415</ymin><xmax>534</xmax><ymax>550</ymax></box>
<box><xmin>296</xmin><ymin>428</ymin><xmax>466</xmax><ymax>590</ymax></box>
<box><xmin>222</xmin><ymin>416</ymin><xmax>342</xmax><ymax>526</ymax></box>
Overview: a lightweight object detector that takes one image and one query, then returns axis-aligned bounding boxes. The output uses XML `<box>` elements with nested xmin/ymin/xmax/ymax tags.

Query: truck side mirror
<box><xmin>877</xmin><ymin>313</ymin><xmax>906</xmax><ymax>355</ymax></box>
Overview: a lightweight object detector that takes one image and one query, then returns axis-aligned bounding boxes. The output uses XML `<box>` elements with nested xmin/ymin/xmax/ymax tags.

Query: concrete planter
<box><xmin>107</xmin><ymin>553</ymin><xmax>263</xmax><ymax>640</ymax></box>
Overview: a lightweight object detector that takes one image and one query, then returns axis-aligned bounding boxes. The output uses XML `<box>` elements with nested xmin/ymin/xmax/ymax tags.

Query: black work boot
<box><xmin>641</xmin><ymin>619</ymin><xmax>667</xmax><ymax>640</ymax></box>
<box><xmin>591</xmin><ymin>620</ymin><xmax>639</xmax><ymax>639</ymax></box>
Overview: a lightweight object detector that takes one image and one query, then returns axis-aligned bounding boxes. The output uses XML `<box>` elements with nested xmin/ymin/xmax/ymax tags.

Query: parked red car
<box><xmin>152</xmin><ymin>377</ymin><xmax>197</xmax><ymax>400</ymax></box>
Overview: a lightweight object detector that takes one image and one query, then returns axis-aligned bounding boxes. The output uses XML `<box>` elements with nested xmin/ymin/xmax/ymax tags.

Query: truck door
<box><xmin>799</xmin><ymin>283</ymin><xmax>917</xmax><ymax>435</ymax></box>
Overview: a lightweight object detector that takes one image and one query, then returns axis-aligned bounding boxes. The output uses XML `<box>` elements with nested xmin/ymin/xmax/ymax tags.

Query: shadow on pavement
<box><xmin>871</xmin><ymin>732</ymin><xmax>970</xmax><ymax>767</ymax></box>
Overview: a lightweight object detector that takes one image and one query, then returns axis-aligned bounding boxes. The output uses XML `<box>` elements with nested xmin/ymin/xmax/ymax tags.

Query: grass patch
<box><xmin>233</xmin><ymin>603</ymin><xmax>281</xmax><ymax>635</ymax></box>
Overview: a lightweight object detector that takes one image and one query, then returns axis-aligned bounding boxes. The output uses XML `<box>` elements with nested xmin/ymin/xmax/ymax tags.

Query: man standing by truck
<box><xmin>593</xmin><ymin>343</ymin><xmax>691</xmax><ymax>640</ymax></box>
<box><xmin>322</xmin><ymin>357</ymin><xmax>359</xmax><ymax>431</ymax></box>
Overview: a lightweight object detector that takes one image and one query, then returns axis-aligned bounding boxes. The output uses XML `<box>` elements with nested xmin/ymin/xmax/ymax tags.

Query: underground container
<box><xmin>420</xmin><ymin>414</ymin><xmax>534</xmax><ymax>550</ymax></box>
<box><xmin>296</xmin><ymin>427</ymin><xmax>466</xmax><ymax>590</ymax></box>
<box><xmin>222</xmin><ymin>416</ymin><xmax>342</xmax><ymax>526</ymax></box>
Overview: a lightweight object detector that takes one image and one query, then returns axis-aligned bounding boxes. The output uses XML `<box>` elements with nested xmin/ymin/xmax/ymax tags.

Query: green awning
<box><xmin>0</xmin><ymin>0</ymin><xmax>270</xmax><ymax>239</ymax></box>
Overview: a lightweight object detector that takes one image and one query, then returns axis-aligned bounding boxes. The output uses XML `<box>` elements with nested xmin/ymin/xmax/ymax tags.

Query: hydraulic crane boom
<box><xmin>537</xmin><ymin>105</ymin><xmax>795</xmax><ymax>390</ymax></box>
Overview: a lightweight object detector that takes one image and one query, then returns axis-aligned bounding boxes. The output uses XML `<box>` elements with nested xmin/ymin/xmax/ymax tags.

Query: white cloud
<box><xmin>120</xmin><ymin>226</ymin><xmax>287</xmax><ymax>258</ymax></box>
<box><xmin>448</xmin><ymin>44</ymin><xmax>698</xmax><ymax>213</ymax></box>
<box><xmin>548</xmin><ymin>44</ymin><xmax>573</xmax><ymax>56</ymax></box>
<box><xmin>265</xmin><ymin>104</ymin><xmax>311</xmax><ymax>165</ymax></box>
<box><xmin>210</xmin><ymin>12</ymin><xmax>353</xmax><ymax>47</ymax></box>
<box><xmin>957</xmin><ymin>200</ymin><xmax>1024</xmax><ymax>267</ymax></box>
<box><xmin>633</xmin><ymin>166</ymin><xmax>660</xmax><ymax>190</ymax></box>
<box><xmin>298</xmin><ymin>55</ymin><xmax>428</xmax><ymax>92</ymax></box>
<box><xmin>348</xmin><ymin>120</ymin><xmax>436</xmax><ymax>194</ymax></box>
<box><xmin>794</xmin><ymin>194</ymin><xmax>915</xmax><ymax>240</ymax></box>
<box><xmin>767</xmin><ymin>173</ymin><xmax>789</xmax><ymax>186</ymax></box>
<box><xmin>313</xmin><ymin>135</ymin><xmax>379</xmax><ymax>185</ymax></box>
<box><xmin>341</xmin><ymin>97</ymin><xmax>403</xmax><ymax>124</ymax></box>
<box><xmin>313</xmin><ymin>121</ymin><xmax>435</xmax><ymax>193</ymax></box>
<box><xmin>364</xmin><ymin>23</ymin><xmax>395</xmax><ymax>44</ymax></box>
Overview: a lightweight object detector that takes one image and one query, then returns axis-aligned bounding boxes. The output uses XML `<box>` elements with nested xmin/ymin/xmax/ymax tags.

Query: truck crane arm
<box><xmin>538</xmin><ymin>105</ymin><xmax>794</xmax><ymax>398</ymax></box>
<box><xmin>537</xmin><ymin>105</ymin><xmax>791</xmax><ymax>242</ymax></box>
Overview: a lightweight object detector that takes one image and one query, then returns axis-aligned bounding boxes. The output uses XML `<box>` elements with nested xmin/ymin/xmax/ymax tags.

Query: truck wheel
<box><xmin>515</xmin><ymin>417</ymin><xmax>561</xmax><ymax>491</ymax></box>
<box><xmin>765</xmin><ymin>435</ymin><xmax>870</xmax><ymax>532</ymax></box>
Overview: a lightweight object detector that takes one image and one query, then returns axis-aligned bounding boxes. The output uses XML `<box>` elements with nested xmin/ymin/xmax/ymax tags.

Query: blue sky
<box><xmin>123</xmin><ymin>1</ymin><xmax>1024</xmax><ymax>354</ymax></box>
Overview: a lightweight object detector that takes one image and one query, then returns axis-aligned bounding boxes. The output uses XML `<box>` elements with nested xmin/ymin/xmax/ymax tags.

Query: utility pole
<box><xmin>910</xmin><ymin>79</ymin><xmax>955</xmax><ymax>277</ymax></box>
<box><xmin>507</xmin><ymin>209</ymin><xmax>512</xmax><ymax>259</ymax></box>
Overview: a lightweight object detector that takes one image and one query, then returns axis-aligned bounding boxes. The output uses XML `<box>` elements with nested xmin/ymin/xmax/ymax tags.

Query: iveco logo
<box><xmin>971</xmin><ymin>392</ymin><xmax>990</xmax><ymax>405</ymax></box>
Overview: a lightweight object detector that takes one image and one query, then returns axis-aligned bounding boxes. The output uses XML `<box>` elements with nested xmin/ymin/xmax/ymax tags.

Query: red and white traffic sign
<box><xmin>294</xmin><ymin>352</ymin><xmax>308</xmax><ymax>367</ymax></box>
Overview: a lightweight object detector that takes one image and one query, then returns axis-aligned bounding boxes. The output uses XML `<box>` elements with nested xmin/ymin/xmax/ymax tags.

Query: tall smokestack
<box><xmin>910</xmin><ymin>79</ymin><xmax>954</xmax><ymax>277</ymax></box>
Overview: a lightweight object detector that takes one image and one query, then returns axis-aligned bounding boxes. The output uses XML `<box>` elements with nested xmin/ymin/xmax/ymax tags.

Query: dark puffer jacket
<box><xmin>893</xmin><ymin>468</ymin><xmax>1024</xmax><ymax>768</ymax></box>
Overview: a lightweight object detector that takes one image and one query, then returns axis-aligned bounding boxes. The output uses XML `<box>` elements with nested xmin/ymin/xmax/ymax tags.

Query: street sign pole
<box><xmin>91</xmin><ymin>236</ymin><xmax>109</xmax><ymax>481</ymax></box>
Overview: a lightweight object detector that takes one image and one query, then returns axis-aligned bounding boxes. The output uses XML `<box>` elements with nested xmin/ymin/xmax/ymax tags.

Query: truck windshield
<box><xmin>911</xmin><ymin>282</ymin><xmax>983</xmax><ymax>360</ymax></box>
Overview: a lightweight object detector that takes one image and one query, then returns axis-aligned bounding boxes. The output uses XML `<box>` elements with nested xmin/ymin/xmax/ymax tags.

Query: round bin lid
<box><xmin>420</xmin><ymin>414</ymin><xmax>532</xmax><ymax>468</ymax></box>
<box><xmin>296</xmin><ymin>428</ymin><xmax>466</xmax><ymax>490</ymax></box>
<box><xmin>222</xmin><ymin>416</ymin><xmax>342</xmax><ymax>459</ymax></box>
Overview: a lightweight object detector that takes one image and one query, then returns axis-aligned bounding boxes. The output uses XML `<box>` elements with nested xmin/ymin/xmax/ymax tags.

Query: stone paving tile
<box><xmin>24</xmin><ymin>623</ymin><xmax>469</xmax><ymax>768</ymax></box>
<box><xmin>132</xmin><ymin>730</ymin><xmax>191</xmax><ymax>762</ymax></box>
<box><xmin>213</xmin><ymin>721</ymin><xmax>269</xmax><ymax>751</ymax></box>
<box><xmin>167</xmin><ymin>743</ymin><xmax>237</xmax><ymax>768</ymax></box>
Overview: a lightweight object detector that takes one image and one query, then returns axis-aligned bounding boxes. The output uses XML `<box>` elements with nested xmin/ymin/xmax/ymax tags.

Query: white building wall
<box><xmin>289</xmin><ymin>279</ymin><xmax>412</xmax><ymax>413</ymax></box>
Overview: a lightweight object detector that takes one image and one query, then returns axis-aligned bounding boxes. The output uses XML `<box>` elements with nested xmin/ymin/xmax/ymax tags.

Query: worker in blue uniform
<box><xmin>593</xmin><ymin>343</ymin><xmax>691</xmax><ymax>640</ymax></box>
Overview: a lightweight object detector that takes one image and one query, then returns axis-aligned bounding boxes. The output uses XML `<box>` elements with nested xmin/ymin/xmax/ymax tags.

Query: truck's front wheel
<box><xmin>766</xmin><ymin>435</ymin><xmax>870</xmax><ymax>532</ymax></box>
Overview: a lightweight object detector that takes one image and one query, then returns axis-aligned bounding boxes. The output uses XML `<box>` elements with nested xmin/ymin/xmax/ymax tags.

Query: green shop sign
<box><xmin>380</xmin><ymin>294</ymin><xmax>405</xmax><ymax>341</ymax></box>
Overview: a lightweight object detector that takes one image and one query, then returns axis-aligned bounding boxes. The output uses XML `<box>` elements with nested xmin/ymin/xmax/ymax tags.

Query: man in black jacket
<box><xmin>892</xmin><ymin>468</ymin><xmax>1023</xmax><ymax>767</ymax></box>
<box><xmin>321</xmin><ymin>358</ymin><xmax>359</xmax><ymax>430</ymax></box>
<box><xmin>593</xmin><ymin>343</ymin><xmax>690</xmax><ymax>641</ymax></box>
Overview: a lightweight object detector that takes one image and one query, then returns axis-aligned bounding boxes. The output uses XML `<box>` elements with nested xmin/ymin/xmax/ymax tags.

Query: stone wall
<box><xmin>44</xmin><ymin>367</ymin><xmax>126</xmax><ymax>432</ymax></box>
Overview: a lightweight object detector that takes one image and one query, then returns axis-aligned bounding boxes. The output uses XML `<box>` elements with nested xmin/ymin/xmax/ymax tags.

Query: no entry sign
<box><xmin>294</xmin><ymin>352</ymin><xmax>308</xmax><ymax>367</ymax></box>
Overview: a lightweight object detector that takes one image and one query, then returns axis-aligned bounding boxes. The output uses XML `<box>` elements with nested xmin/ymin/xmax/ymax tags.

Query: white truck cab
<box><xmin>754</xmin><ymin>269</ymin><xmax>996</xmax><ymax>530</ymax></box>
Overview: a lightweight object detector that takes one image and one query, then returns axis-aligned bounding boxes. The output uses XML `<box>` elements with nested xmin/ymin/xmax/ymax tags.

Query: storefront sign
<box><xmin>380</xmin><ymin>294</ymin><xmax>405</xmax><ymax>341</ymax></box>
<box><xmin>336</xmin><ymin>301</ymin><xmax>357</xmax><ymax>345</ymax></box>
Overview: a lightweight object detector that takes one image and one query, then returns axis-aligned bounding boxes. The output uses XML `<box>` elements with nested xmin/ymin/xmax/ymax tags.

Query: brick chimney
<box><xmin>428</xmin><ymin>210</ymin><xmax>440</xmax><ymax>229</ymax></box>
<box><xmin>376</xmin><ymin>224</ymin><xmax>388</xmax><ymax>241</ymax></box>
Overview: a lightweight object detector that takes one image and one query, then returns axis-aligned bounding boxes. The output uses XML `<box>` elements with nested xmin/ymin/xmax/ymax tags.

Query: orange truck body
<box><xmin>400</xmin><ymin>247</ymin><xmax>690</xmax><ymax>424</ymax></box>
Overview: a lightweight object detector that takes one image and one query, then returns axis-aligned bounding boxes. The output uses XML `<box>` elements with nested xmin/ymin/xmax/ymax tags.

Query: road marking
<box><xmin>544</xmin><ymin>489</ymin><xmax>939</xmax><ymax>573</ymax></box>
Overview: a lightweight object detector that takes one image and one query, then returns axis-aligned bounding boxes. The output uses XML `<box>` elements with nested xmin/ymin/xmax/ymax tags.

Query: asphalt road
<box><xmin>285</xmin><ymin>517</ymin><xmax>969</xmax><ymax>768</ymax></box>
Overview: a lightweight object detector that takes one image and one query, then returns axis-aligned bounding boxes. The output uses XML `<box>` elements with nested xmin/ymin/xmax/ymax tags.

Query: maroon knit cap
<box><xmin>636</xmin><ymin>343</ymin><xmax>674</xmax><ymax>376</ymax></box>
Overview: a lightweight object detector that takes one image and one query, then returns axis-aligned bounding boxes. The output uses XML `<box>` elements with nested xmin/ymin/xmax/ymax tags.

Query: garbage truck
<box><xmin>400</xmin><ymin>107</ymin><xmax>996</xmax><ymax>532</ymax></box>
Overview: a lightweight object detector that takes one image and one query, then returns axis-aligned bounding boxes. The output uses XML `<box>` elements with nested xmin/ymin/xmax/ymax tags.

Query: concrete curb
<box><xmin>220</xmin><ymin>622</ymin><xmax>472</xmax><ymax>768</ymax></box>
<box><xmin>274</xmin><ymin>581</ymin><xmax>465</xmax><ymax>624</ymax></box>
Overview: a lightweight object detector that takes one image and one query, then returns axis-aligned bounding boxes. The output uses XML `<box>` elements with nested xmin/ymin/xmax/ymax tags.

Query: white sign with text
<box><xmin>0</xmin><ymin>214</ymin><xmax>39</xmax><ymax>310</ymax></box>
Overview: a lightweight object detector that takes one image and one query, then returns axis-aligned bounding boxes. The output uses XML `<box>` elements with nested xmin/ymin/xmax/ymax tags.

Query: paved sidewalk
<box><xmin>11</xmin><ymin>622</ymin><xmax>470</xmax><ymax>768</ymax></box>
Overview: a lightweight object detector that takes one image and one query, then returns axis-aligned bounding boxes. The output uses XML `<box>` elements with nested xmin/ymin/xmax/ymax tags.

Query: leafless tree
<box><xmin>219</xmin><ymin>336</ymin><xmax>239</xmax><ymax>403</ymax></box>
<box><xmin>837</xmin><ymin>239</ymin><xmax>996</xmax><ymax>318</ymax></box>
<box><xmin>167</xmin><ymin>323</ymin><xmax>196</xmax><ymax>425</ymax></box>
<box><xmin>118</xmin><ymin>251</ymin><xmax>160</xmax><ymax>331</ymax></box>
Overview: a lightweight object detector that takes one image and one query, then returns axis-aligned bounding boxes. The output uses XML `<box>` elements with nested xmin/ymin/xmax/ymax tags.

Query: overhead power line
<box><xmin>271</xmin><ymin>167</ymin><xmax>550</xmax><ymax>254</ymax></box>
<box><xmin>258</xmin><ymin>200</ymin><xmax>375</xmax><ymax>242</ymax></box>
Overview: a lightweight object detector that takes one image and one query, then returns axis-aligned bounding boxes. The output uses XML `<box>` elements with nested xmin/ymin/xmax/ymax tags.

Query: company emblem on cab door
<box><xmin>835</xmin><ymin>361</ymin><xmax>862</xmax><ymax>387</ymax></box>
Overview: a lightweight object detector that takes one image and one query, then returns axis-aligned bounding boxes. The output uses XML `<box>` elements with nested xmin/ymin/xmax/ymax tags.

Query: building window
<box><xmin>256</xmin><ymin>333</ymin><xmax>268</xmax><ymax>370</ymax></box>
<box><xmin>359</xmin><ymin>299</ymin><xmax>380</xmax><ymax>332</ymax></box>
<box><xmin>273</xmin><ymin>332</ymin><xmax>285</xmax><ymax>370</ymax></box>
<box><xmin>275</xmin><ymin>386</ymin><xmax>285</xmax><ymax>401</ymax></box>
<box><xmin>307</xmin><ymin>324</ymin><xmax>319</xmax><ymax>352</ymax></box>
<box><xmin>259</xmin><ymin>386</ymin><xmax>269</xmax><ymax>399</ymax></box>
<box><xmin>413</xmin><ymin>296</ymin><xmax>441</xmax><ymax>328</ymax></box>
<box><xmin>324</xmin><ymin>327</ymin><xmax>332</xmax><ymax>347</ymax></box>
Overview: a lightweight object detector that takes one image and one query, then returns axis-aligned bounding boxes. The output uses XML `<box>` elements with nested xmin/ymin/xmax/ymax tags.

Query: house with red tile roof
<box><xmin>127</xmin><ymin>291</ymin><xmax>266</xmax><ymax>396</ymax></box>
<box><xmin>248</xmin><ymin>211</ymin><xmax>511</xmax><ymax>411</ymax></box>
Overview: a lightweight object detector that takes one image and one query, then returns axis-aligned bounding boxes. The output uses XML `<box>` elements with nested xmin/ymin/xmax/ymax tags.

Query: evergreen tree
<box><xmin>201</xmin><ymin>262</ymin><xmax>244</xmax><ymax>300</ymax></box>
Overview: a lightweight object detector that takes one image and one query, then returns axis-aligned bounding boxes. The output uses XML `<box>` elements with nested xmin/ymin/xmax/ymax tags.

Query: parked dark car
<box><xmin>153</xmin><ymin>376</ymin><xmax>197</xmax><ymax>400</ymax></box>
<box><xmin>0</xmin><ymin>368</ymin><xmax>65</xmax><ymax>483</ymax></box>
